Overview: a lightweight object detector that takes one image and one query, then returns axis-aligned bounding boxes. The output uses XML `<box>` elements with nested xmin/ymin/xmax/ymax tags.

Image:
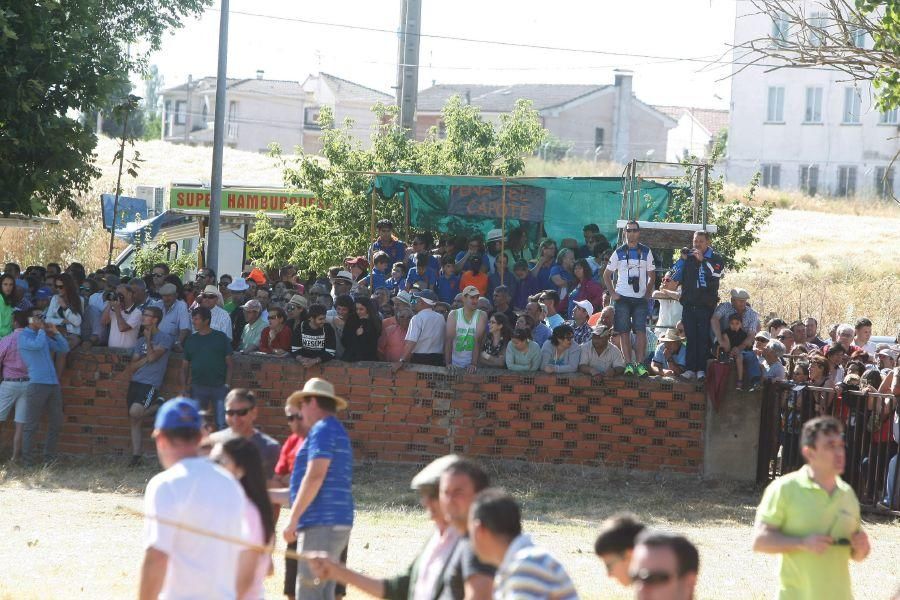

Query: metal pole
<box><xmin>702</xmin><ymin>163</ymin><xmax>709</xmax><ymax>230</ymax></box>
<box><xmin>107</xmin><ymin>109</ymin><xmax>130</xmax><ymax>266</ymax></box>
<box><xmin>500</xmin><ymin>178</ymin><xmax>507</xmax><ymax>285</ymax></box>
<box><xmin>207</xmin><ymin>0</ymin><xmax>230</xmax><ymax>275</ymax></box>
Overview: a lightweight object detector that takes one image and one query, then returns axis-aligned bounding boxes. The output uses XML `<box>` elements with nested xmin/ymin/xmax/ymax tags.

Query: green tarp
<box><xmin>373</xmin><ymin>174</ymin><xmax>671</xmax><ymax>245</ymax></box>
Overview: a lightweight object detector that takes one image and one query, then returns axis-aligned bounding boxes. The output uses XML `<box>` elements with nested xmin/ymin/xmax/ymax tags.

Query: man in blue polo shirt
<box><xmin>19</xmin><ymin>308</ymin><xmax>69</xmax><ymax>466</ymax></box>
<box><xmin>368</xmin><ymin>219</ymin><xmax>407</xmax><ymax>266</ymax></box>
<box><xmin>283</xmin><ymin>377</ymin><xmax>354</xmax><ymax>600</ymax></box>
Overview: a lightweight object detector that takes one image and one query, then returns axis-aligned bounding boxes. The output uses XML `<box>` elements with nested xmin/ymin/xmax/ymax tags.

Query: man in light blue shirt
<box><xmin>19</xmin><ymin>308</ymin><xmax>69</xmax><ymax>466</ymax></box>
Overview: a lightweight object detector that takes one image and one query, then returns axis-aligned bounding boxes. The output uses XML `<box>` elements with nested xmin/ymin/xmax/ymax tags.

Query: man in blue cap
<box><xmin>139</xmin><ymin>398</ymin><xmax>252</xmax><ymax>600</ymax></box>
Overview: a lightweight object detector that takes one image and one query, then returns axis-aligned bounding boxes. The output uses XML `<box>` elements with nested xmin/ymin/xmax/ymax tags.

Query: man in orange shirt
<box><xmin>459</xmin><ymin>256</ymin><xmax>489</xmax><ymax>297</ymax></box>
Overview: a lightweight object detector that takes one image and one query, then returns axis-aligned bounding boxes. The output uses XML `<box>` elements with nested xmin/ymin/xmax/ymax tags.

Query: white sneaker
<box><xmin>697</xmin><ymin>370</ymin><xmax>706</xmax><ymax>382</ymax></box>
<box><xmin>681</xmin><ymin>370</ymin><xmax>696</xmax><ymax>380</ymax></box>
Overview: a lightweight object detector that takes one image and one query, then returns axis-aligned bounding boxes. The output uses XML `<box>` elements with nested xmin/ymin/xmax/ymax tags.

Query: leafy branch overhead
<box><xmin>247</xmin><ymin>97</ymin><xmax>547</xmax><ymax>274</ymax></box>
<box><xmin>0</xmin><ymin>0</ymin><xmax>210</xmax><ymax>217</ymax></box>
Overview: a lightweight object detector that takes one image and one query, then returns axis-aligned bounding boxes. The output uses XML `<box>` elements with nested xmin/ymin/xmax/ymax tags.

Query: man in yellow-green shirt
<box><xmin>753</xmin><ymin>416</ymin><xmax>871</xmax><ymax>599</ymax></box>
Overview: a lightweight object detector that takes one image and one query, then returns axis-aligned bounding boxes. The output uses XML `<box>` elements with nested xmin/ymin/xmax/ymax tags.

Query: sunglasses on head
<box><xmin>225</xmin><ymin>407</ymin><xmax>252</xmax><ymax>417</ymax></box>
<box><xmin>630</xmin><ymin>569</ymin><xmax>676</xmax><ymax>586</ymax></box>
<box><xmin>287</xmin><ymin>414</ymin><xmax>302</xmax><ymax>422</ymax></box>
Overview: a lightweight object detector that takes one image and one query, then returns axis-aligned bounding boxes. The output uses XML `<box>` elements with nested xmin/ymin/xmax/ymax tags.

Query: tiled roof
<box><xmin>417</xmin><ymin>83</ymin><xmax>609</xmax><ymax>113</ymax></box>
<box><xmin>318</xmin><ymin>72</ymin><xmax>393</xmax><ymax>104</ymax></box>
<box><xmin>653</xmin><ymin>105</ymin><xmax>729</xmax><ymax>136</ymax></box>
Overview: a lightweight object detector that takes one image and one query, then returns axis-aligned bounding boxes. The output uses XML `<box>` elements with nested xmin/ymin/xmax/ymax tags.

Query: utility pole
<box><xmin>207</xmin><ymin>0</ymin><xmax>229</xmax><ymax>274</ymax></box>
<box><xmin>396</xmin><ymin>0</ymin><xmax>422</xmax><ymax>138</ymax></box>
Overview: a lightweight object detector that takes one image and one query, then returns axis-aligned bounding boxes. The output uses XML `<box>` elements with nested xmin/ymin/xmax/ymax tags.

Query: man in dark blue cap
<box><xmin>139</xmin><ymin>398</ymin><xmax>252</xmax><ymax>600</ymax></box>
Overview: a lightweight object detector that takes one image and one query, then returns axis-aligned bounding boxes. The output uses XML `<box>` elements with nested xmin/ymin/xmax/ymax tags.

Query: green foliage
<box><xmin>129</xmin><ymin>235</ymin><xmax>197</xmax><ymax>279</ymax></box>
<box><xmin>858</xmin><ymin>0</ymin><xmax>900</xmax><ymax>111</ymax></box>
<box><xmin>536</xmin><ymin>135</ymin><xmax>574</xmax><ymax>162</ymax></box>
<box><xmin>665</xmin><ymin>145</ymin><xmax>772</xmax><ymax>272</ymax></box>
<box><xmin>0</xmin><ymin>0</ymin><xmax>209</xmax><ymax>217</ymax></box>
<box><xmin>143</xmin><ymin>114</ymin><xmax>162</xmax><ymax>141</ymax></box>
<box><xmin>247</xmin><ymin>97</ymin><xmax>547</xmax><ymax>274</ymax></box>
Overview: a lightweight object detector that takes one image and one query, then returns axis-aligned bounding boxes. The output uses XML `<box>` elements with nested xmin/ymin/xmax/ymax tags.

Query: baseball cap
<box><xmin>241</xmin><ymin>299</ymin><xmax>262</xmax><ymax>311</ymax></box>
<box><xmin>154</xmin><ymin>398</ymin><xmax>202</xmax><ymax>432</ymax></box>
<box><xmin>288</xmin><ymin>294</ymin><xmax>308</xmax><ymax>308</ymax></box>
<box><xmin>486</xmin><ymin>229</ymin><xmax>503</xmax><ymax>242</ymax></box>
<box><xmin>35</xmin><ymin>287</ymin><xmax>53</xmax><ymax>300</ymax></box>
<box><xmin>591</xmin><ymin>323</ymin><xmax>614</xmax><ymax>338</ymax></box>
<box><xmin>461</xmin><ymin>285</ymin><xmax>480</xmax><ymax>297</ymax></box>
<box><xmin>572</xmin><ymin>299</ymin><xmax>594</xmax><ymax>317</ymax></box>
<box><xmin>414</xmin><ymin>290</ymin><xmax>438</xmax><ymax>305</ymax></box>
<box><xmin>335</xmin><ymin>270</ymin><xmax>353</xmax><ymax>283</ymax></box>
<box><xmin>410</xmin><ymin>454</ymin><xmax>460</xmax><ymax>491</ymax></box>
<box><xmin>345</xmin><ymin>256</ymin><xmax>370</xmax><ymax>270</ymax></box>
<box><xmin>394</xmin><ymin>290</ymin><xmax>413</xmax><ymax>305</ymax></box>
<box><xmin>754</xmin><ymin>331</ymin><xmax>772</xmax><ymax>342</ymax></box>
<box><xmin>158</xmin><ymin>283</ymin><xmax>177</xmax><ymax>296</ymax></box>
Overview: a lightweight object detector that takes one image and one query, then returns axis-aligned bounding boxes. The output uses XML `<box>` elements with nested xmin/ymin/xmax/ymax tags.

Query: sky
<box><xmin>144</xmin><ymin>0</ymin><xmax>738</xmax><ymax>110</ymax></box>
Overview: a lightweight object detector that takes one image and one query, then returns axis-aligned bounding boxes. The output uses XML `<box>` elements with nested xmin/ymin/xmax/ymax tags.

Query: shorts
<box><xmin>0</xmin><ymin>380</ymin><xmax>30</xmax><ymax>423</ymax></box>
<box><xmin>126</xmin><ymin>381</ymin><xmax>163</xmax><ymax>410</ymax></box>
<box><xmin>614</xmin><ymin>296</ymin><xmax>648</xmax><ymax>334</ymax></box>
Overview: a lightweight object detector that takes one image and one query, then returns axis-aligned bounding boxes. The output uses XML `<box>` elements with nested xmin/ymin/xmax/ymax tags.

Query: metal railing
<box><xmin>757</xmin><ymin>379</ymin><xmax>900</xmax><ymax>513</ymax></box>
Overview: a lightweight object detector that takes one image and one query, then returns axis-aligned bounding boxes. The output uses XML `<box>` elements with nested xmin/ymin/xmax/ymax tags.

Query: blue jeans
<box><xmin>682</xmin><ymin>304</ymin><xmax>713</xmax><ymax>372</ymax></box>
<box><xmin>189</xmin><ymin>384</ymin><xmax>229</xmax><ymax>430</ymax></box>
<box><xmin>742</xmin><ymin>350</ymin><xmax>761</xmax><ymax>382</ymax></box>
<box><xmin>885</xmin><ymin>454</ymin><xmax>899</xmax><ymax>508</ymax></box>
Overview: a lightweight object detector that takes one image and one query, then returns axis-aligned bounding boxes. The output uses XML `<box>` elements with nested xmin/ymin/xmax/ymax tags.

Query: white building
<box><xmin>160</xmin><ymin>72</ymin><xmax>392</xmax><ymax>154</ymax></box>
<box><xmin>653</xmin><ymin>106</ymin><xmax>729</xmax><ymax>162</ymax></box>
<box><xmin>726</xmin><ymin>3</ymin><xmax>899</xmax><ymax>197</ymax></box>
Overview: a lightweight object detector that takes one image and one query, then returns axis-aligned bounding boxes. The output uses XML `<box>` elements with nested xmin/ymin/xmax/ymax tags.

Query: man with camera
<box><xmin>603</xmin><ymin>221</ymin><xmax>656</xmax><ymax>377</ymax></box>
<box><xmin>671</xmin><ymin>230</ymin><xmax>724</xmax><ymax>381</ymax></box>
<box><xmin>101</xmin><ymin>282</ymin><xmax>143</xmax><ymax>350</ymax></box>
<box><xmin>19</xmin><ymin>308</ymin><xmax>69</xmax><ymax>466</ymax></box>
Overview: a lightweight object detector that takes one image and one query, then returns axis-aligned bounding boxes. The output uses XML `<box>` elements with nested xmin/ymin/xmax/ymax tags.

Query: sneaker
<box><xmin>624</xmin><ymin>363</ymin><xmax>635</xmax><ymax>376</ymax></box>
<box><xmin>681</xmin><ymin>370</ymin><xmax>696</xmax><ymax>380</ymax></box>
<box><xmin>697</xmin><ymin>370</ymin><xmax>706</xmax><ymax>382</ymax></box>
<box><xmin>636</xmin><ymin>363</ymin><xmax>649</xmax><ymax>377</ymax></box>
<box><xmin>735</xmin><ymin>380</ymin><xmax>744</xmax><ymax>391</ymax></box>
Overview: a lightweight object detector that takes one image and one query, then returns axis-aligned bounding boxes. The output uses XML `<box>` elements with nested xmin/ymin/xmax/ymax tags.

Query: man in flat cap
<box><xmin>310</xmin><ymin>455</ymin><xmax>464</xmax><ymax>599</ymax></box>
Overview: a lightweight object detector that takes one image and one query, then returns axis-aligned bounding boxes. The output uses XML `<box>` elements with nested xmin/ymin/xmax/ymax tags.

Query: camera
<box><xmin>628</xmin><ymin>275</ymin><xmax>640</xmax><ymax>293</ymax></box>
<box><xmin>103</xmin><ymin>291</ymin><xmax>117</xmax><ymax>302</ymax></box>
<box><xmin>681</xmin><ymin>247</ymin><xmax>692</xmax><ymax>258</ymax></box>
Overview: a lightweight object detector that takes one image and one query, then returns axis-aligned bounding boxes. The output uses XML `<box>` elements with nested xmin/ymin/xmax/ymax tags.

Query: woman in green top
<box><xmin>0</xmin><ymin>274</ymin><xmax>17</xmax><ymax>338</ymax></box>
<box><xmin>505</xmin><ymin>327</ymin><xmax>541</xmax><ymax>372</ymax></box>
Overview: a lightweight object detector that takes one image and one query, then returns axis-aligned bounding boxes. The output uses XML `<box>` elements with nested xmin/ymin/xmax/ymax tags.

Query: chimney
<box><xmin>256</xmin><ymin>69</ymin><xmax>264</xmax><ymax>80</ymax></box>
<box><xmin>612</xmin><ymin>69</ymin><xmax>633</xmax><ymax>164</ymax></box>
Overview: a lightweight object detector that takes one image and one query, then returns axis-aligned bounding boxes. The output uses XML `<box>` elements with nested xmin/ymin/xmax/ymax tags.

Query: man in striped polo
<box><xmin>468</xmin><ymin>489</ymin><xmax>578</xmax><ymax>599</ymax></box>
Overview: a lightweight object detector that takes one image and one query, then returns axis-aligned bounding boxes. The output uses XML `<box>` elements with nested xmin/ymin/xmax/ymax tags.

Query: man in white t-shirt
<box><xmin>103</xmin><ymin>283</ymin><xmax>144</xmax><ymax>349</ymax></box>
<box><xmin>140</xmin><ymin>398</ymin><xmax>252</xmax><ymax>600</ymax></box>
<box><xmin>394</xmin><ymin>290</ymin><xmax>447</xmax><ymax>369</ymax></box>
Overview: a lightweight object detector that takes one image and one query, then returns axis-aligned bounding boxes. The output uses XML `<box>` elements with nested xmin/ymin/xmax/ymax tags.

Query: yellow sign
<box><xmin>169</xmin><ymin>186</ymin><xmax>321</xmax><ymax>216</ymax></box>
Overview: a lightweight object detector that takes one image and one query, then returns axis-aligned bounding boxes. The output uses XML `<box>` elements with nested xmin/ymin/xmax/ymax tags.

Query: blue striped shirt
<box><xmin>289</xmin><ymin>415</ymin><xmax>354</xmax><ymax>529</ymax></box>
<box><xmin>494</xmin><ymin>534</ymin><xmax>578</xmax><ymax>600</ymax></box>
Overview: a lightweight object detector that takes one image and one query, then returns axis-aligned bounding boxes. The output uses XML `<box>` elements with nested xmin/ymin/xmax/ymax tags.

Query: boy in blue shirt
<box><xmin>404</xmin><ymin>252</ymin><xmax>438</xmax><ymax>292</ymax></box>
<box><xmin>435</xmin><ymin>257</ymin><xmax>461</xmax><ymax>304</ymax></box>
<box><xmin>384</xmin><ymin>262</ymin><xmax>407</xmax><ymax>295</ymax></box>
<box><xmin>360</xmin><ymin>251</ymin><xmax>391</xmax><ymax>292</ymax></box>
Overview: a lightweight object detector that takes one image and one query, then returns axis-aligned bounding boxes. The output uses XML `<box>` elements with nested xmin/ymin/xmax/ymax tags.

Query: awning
<box><xmin>114</xmin><ymin>210</ymin><xmax>244</xmax><ymax>244</ymax></box>
<box><xmin>0</xmin><ymin>214</ymin><xmax>60</xmax><ymax>228</ymax></box>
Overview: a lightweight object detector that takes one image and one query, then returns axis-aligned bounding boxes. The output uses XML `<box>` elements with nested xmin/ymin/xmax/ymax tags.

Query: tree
<box><xmin>664</xmin><ymin>145</ymin><xmax>772</xmax><ymax>272</ymax></box>
<box><xmin>247</xmin><ymin>97</ymin><xmax>547</xmax><ymax>274</ymax></box>
<box><xmin>129</xmin><ymin>235</ymin><xmax>197</xmax><ymax>279</ymax></box>
<box><xmin>735</xmin><ymin>1</ymin><xmax>900</xmax><ymax>112</ymax></box>
<box><xmin>0</xmin><ymin>0</ymin><xmax>209</xmax><ymax>217</ymax></box>
<box><xmin>91</xmin><ymin>82</ymin><xmax>147</xmax><ymax>140</ymax></box>
<box><xmin>143</xmin><ymin>65</ymin><xmax>165</xmax><ymax>119</ymax></box>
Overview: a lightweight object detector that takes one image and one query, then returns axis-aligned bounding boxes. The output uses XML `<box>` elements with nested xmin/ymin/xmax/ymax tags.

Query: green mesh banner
<box><xmin>373</xmin><ymin>174</ymin><xmax>671</xmax><ymax>245</ymax></box>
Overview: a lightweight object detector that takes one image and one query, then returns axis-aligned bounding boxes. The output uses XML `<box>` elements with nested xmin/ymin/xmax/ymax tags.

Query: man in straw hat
<box><xmin>195</xmin><ymin>283</ymin><xmax>233</xmax><ymax>341</ymax></box>
<box><xmin>649</xmin><ymin>329</ymin><xmax>687</xmax><ymax>378</ymax></box>
<box><xmin>283</xmin><ymin>378</ymin><xmax>354</xmax><ymax>600</ymax></box>
<box><xmin>309</xmin><ymin>455</ymin><xmax>464</xmax><ymax>599</ymax></box>
<box><xmin>139</xmin><ymin>397</ymin><xmax>252</xmax><ymax>599</ymax></box>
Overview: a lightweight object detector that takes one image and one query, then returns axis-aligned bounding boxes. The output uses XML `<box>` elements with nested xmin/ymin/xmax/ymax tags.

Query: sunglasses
<box><xmin>224</xmin><ymin>407</ymin><xmax>252</xmax><ymax>417</ymax></box>
<box><xmin>630</xmin><ymin>569</ymin><xmax>676</xmax><ymax>585</ymax></box>
<box><xmin>201</xmin><ymin>294</ymin><xmax>218</xmax><ymax>300</ymax></box>
<box><xmin>287</xmin><ymin>414</ymin><xmax>302</xmax><ymax>422</ymax></box>
<box><xmin>287</xmin><ymin>304</ymin><xmax>300</xmax><ymax>310</ymax></box>
<box><xmin>777</xmin><ymin>335</ymin><xmax>791</xmax><ymax>340</ymax></box>
<box><xmin>152</xmin><ymin>273</ymin><xmax>165</xmax><ymax>278</ymax></box>
<box><xmin>625</xmin><ymin>228</ymin><xmax>640</xmax><ymax>233</ymax></box>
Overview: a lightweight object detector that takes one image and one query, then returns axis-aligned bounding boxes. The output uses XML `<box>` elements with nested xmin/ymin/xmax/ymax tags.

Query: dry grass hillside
<box><xmin>1</xmin><ymin>141</ymin><xmax>896</xmax><ymax>333</ymax></box>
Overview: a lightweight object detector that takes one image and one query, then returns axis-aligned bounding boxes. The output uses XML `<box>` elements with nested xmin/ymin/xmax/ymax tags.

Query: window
<box><xmin>772</xmin><ymin>12</ymin><xmax>789</xmax><ymax>43</ymax></box>
<box><xmin>808</xmin><ymin>12</ymin><xmax>827</xmax><ymax>46</ymax></box>
<box><xmin>804</xmin><ymin>87</ymin><xmax>823</xmax><ymax>123</ymax></box>
<box><xmin>800</xmin><ymin>165</ymin><xmax>819</xmax><ymax>196</ymax></box>
<box><xmin>852</xmin><ymin>27</ymin><xmax>866</xmax><ymax>48</ymax></box>
<box><xmin>836</xmin><ymin>166</ymin><xmax>857</xmax><ymax>197</ymax></box>
<box><xmin>304</xmin><ymin>106</ymin><xmax>322</xmax><ymax>129</ymax></box>
<box><xmin>174</xmin><ymin>100</ymin><xmax>186</xmax><ymax>125</ymax></box>
<box><xmin>875</xmin><ymin>167</ymin><xmax>895</xmax><ymax>199</ymax></box>
<box><xmin>879</xmin><ymin>108</ymin><xmax>898</xmax><ymax>125</ymax></box>
<box><xmin>227</xmin><ymin>101</ymin><xmax>238</xmax><ymax>139</ymax></box>
<box><xmin>761</xmin><ymin>164</ymin><xmax>781</xmax><ymax>188</ymax></box>
<box><xmin>766</xmin><ymin>86</ymin><xmax>785</xmax><ymax>122</ymax></box>
<box><xmin>594</xmin><ymin>127</ymin><xmax>605</xmax><ymax>150</ymax></box>
<box><xmin>842</xmin><ymin>88</ymin><xmax>861</xmax><ymax>124</ymax></box>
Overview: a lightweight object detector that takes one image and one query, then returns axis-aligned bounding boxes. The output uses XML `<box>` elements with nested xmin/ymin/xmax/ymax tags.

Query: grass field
<box><xmin>1</xmin><ymin>458</ymin><xmax>898</xmax><ymax>599</ymax></box>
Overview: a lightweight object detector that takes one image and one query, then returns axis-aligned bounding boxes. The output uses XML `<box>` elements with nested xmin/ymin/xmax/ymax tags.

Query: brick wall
<box><xmin>5</xmin><ymin>348</ymin><xmax>707</xmax><ymax>473</ymax></box>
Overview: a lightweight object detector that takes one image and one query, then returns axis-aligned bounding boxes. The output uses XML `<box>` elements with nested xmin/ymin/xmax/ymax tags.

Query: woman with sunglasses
<box><xmin>540</xmin><ymin>324</ymin><xmax>581</xmax><ymax>373</ymax></box>
<box><xmin>259</xmin><ymin>306</ymin><xmax>292</xmax><ymax>356</ymax></box>
<box><xmin>46</xmin><ymin>273</ymin><xmax>83</xmax><ymax>375</ymax></box>
<box><xmin>213</xmin><ymin>437</ymin><xmax>274</xmax><ymax>600</ymax></box>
